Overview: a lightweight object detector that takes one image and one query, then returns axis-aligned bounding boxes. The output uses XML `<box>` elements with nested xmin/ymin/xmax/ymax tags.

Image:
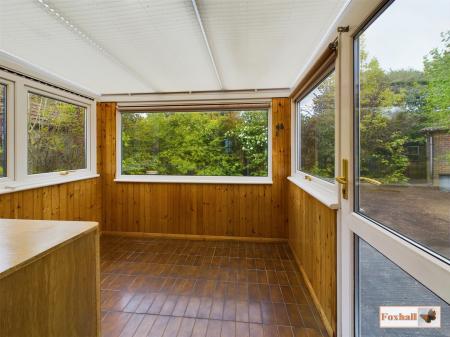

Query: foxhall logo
<box><xmin>379</xmin><ymin>306</ymin><xmax>441</xmax><ymax>328</ymax></box>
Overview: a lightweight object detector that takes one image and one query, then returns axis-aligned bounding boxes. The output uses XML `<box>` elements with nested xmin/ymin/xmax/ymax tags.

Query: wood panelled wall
<box><xmin>0</xmin><ymin>97</ymin><xmax>103</xmax><ymax>224</ymax></box>
<box><xmin>0</xmin><ymin>178</ymin><xmax>102</xmax><ymax>223</ymax></box>
<box><xmin>97</xmin><ymin>98</ymin><xmax>290</xmax><ymax>239</ymax></box>
<box><xmin>288</xmin><ymin>182</ymin><xmax>337</xmax><ymax>337</ymax></box>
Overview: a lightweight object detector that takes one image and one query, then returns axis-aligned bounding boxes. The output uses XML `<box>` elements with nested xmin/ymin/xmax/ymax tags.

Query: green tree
<box><xmin>28</xmin><ymin>94</ymin><xmax>86</xmax><ymax>174</ymax></box>
<box><xmin>423</xmin><ymin>31</ymin><xmax>450</xmax><ymax>128</ymax></box>
<box><xmin>121</xmin><ymin>110</ymin><xmax>268</xmax><ymax>177</ymax></box>
<box><xmin>358</xmin><ymin>41</ymin><xmax>411</xmax><ymax>183</ymax></box>
<box><xmin>300</xmin><ymin>71</ymin><xmax>335</xmax><ymax>180</ymax></box>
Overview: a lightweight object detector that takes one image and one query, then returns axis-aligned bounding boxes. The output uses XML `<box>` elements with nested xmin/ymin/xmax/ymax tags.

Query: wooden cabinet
<box><xmin>0</xmin><ymin>219</ymin><xmax>99</xmax><ymax>337</ymax></box>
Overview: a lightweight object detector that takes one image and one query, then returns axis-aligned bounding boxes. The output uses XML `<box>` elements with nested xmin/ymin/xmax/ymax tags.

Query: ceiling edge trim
<box><xmin>98</xmin><ymin>88</ymin><xmax>290</xmax><ymax>102</ymax></box>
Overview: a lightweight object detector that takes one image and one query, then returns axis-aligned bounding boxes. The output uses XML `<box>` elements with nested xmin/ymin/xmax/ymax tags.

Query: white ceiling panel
<box><xmin>196</xmin><ymin>0</ymin><xmax>347</xmax><ymax>90</ymax></box>
<box><xmin>0</xmin><ymin>0</ymin><xmax>348</xmax><ymax>94</ymax></box>
<box><xmin>0</xmin><ymin>0</ymin><xmax>219</xmax><ymax>94</ymax></box>
<box><xmin>0</xmin><ymin>0</ymin><xmax>150</xmax><ymax>93</ymax></box>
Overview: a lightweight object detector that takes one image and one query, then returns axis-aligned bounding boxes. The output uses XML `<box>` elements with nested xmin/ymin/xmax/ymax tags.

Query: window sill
<box><xmin>0</xmin><ymin>173</ymin><xmax>100</xmax><ymax>195</ymax></box>
<box><xmin>287</xmin><ymin>175</ymin><xmax>339</xmax><ymax>209</ymax></box>
<box><xmin>114</xmin><ymin>175</ymin><xmax>273</xmax><ymax>185</ymax></box>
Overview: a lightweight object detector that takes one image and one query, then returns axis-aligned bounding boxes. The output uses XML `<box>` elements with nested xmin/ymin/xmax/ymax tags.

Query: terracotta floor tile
<box><xmin>249</xmin><ymin>323</ymin><xmax>264</xmax><ymax>337</ymax></box>
<box><xmin>160</xmin><ymin>295</ymin><xmax>179</xmax><ymax>316</ymax></box>
<box><xmin>236</xmin><ymin>301</ymin><xmax>249</xmax><ymax>322</ymax></box>
<box><xmin>206</xmin><ymin>320</ymin><xmax>222</xmax><ymax>337</ymax></box>
<box><xmin>223</xmin><ymin>299</ymin><xmax>236</xmax><ymax>321</ymax></box>
<box><xmin>210</xmin><ymin>299</ymin><xmax>225</xmax><ymax>320</ymax></box>
<box><xmin>274</xmin><ymin>303</ymin><xmax>290</xmax><ymax>325</ymax></box>
<box><xmin>262</xmin><ymin>324</ymin><xmax>279</xmax><ymax>337</ymax></box>
<box><xmin>280</xmin><ymin>286</ymin><xmax>296</xmax><ymax>304</ymax></box>
<box><xmin>278</xmin><ymin>325</ymin><xmax>294</xmax><ymax>337</ymax></box>
<box><xmin>249</xmin><ymin>301</ymin><xmax>263</xmax><ymax>324</ymax></box>
<box><xmin>100</xmin><ymin>236</ymin><xmax>325</xmax><ymax>337</ymax></box>
<box><xmin>236</xmin><ymin>322</ymin><xmax>250</xmax><ymax>337</ymax></box>
<box><xmin>133</xmin><ymin>314</ymin><xmax>158</xmax><ymax>337</ymax></box>
<box><xmin>162</xmin><ymin>317</ymin><xmax>183</xmax><ymax>337</ymax></box>
<box><xmin>148</xmin><ymin>315</ymin><xmax>170</xmax><ymax>337</ymax></box>
<box><xmin>286</xmin><ymin>303</ymin><xmax>303</xmax><ymax>327</ymax></box>
<box><xmin>118</xmin><ymin>313</ymin><xmax>145</xmax><ymax>337</ymax></box>
<box><xmin>136</xmin><ymin>293</ymin><xmax>157</xmax><ymax>314</ymax></box>
<box><xmin>177</xmin><ymin>318</ymin><xmax>196</xmax><ymax>337</ymax></box>
<box><xmin>191</xmin><ymin>319</ymin><xmax>208</xmax><ymax>337</ymax></box>
<box><xmin>184</xmin><ymin>296</ymin><xmax>201</xmax><ymax>318</ymax></box>
<box><xmin>102</xmin><ymin>312</ymin><xmax>131</xmax><ymax>337</ymax></box>
<box><xmin>172</xmin><ymin>296</ymin><xmax>190</xmax><ymax>317</ymax></box>
<box><xmin>197</xmin><ymin>297</ymin><xmax>213</xmax><ymax>319</ymax></box>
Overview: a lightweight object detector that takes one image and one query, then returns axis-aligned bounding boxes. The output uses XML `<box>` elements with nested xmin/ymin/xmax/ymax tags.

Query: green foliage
<box><xmin>423</xmin><ymin>31</ymin><xmax>450</xmax><ymax>128</ymax></box>
<box><xmin>360</xmin><ymin>112</ymin><xmax>409</xmax><ymax>183</ymax></box>
<box><xmin>121</xmin><ymin>110</ymin><xmax>268</xmax><ymax>177</ymax></box>
<box><xmin>27</xmin><ymin>94</ymin><xmax>86</xmax><ymax>174</ymax></box>
<box><xmin>356</xmin><ymin>32</ymin><xmax>450</xmax><ymax>184</ymax></box>
<box><xmin>299</xmin><ymin>71</ymin><xmax>335</xmax><ymax>181</ymax></box>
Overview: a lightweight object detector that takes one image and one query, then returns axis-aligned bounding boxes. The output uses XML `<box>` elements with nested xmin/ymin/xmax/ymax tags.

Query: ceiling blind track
<box><xmin>118</xmin><ymin>101</ymin><xmax>271</xmax><ymax>112</ymax></box>
<box><xmin>0</xmin><ymin>65</ymin><xmax>95</xmax><ymax>101</ymax></box>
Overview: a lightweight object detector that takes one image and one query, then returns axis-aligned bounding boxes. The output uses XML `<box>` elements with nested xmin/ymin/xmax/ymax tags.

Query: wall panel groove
<box><xmin>288</xmin><ymin>181</ymin><xmax>337</xmax><ymax>337</ymax></box>
<box><xmin>0</xmin><ymin>178</ymin><xmax>102</xmax><ymax>224</ymax></box>
<box><xmin>97</xmin><ymin>98</ymin><xmax>290</xmax><ymax>239</ymax></box>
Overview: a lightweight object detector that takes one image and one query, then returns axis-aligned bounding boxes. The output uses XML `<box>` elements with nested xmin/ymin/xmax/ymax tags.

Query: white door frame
<box><xmin>336</xmin><ymin>15</ymin><xmax>450</xmax><ymax>337</ymax></box>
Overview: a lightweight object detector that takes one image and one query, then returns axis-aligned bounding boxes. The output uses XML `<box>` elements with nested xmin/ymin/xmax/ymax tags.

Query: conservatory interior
<box><xmin>0</xmin><ymin>0</ymin><xmax>448</xmax><ymax>337</ymax></box>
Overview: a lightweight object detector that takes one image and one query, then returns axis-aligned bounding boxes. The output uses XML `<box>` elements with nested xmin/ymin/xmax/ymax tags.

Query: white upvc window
<box><xmin>0</xmin><ymin>69</ymin><xmax>97</xmax><ymax>194</ymax></box>
<box><xmin>289</xmin><ymin>68</ymin><xmax>339</xmax><ymax>208</ymax></box>
<box><xmin>0</xmin><ymin>77</ymin><xmax>15</xmax><ymax>186</ymax></box>
<box><xmin>116</xmin><ymin>106</ymin><xmax>272</xmax><ymax>184</ymax></box>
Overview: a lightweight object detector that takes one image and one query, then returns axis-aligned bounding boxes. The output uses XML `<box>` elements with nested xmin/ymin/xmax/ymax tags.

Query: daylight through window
<box><xmin>354</xmin><ymin>0</ymin><xmax>450</xmax><ymax>260</ymax></box>
<box><xmin>120</xmin><ymin>110</ymin><xmax>269</xmax><ymax>178</ymax></box>
<box><xmin>27</xmin><ymin>92</ymin><xmax>87</xmax><ymax>175</ymax></box>
<box><xmin>296</xmin><ymin>70</ymin><xmax>336</xmax><ymax>183</ymax></box>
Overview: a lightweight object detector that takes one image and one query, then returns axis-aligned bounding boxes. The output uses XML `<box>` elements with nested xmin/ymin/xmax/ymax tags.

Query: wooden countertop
<box><xmin>0</xmin><ymin>219</ymin><xmax>98</xmax><ymax>279</ymax></box>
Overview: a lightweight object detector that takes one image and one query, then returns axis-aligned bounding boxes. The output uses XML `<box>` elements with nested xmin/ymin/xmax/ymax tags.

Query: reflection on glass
<box><xmin>354</xmin><ymin>0</ymin><xmax>450</xmax><ymax>260</ymax></box>
<box><xmin>297</xmin><ymin>70</ymin><xmax>335</xmax><ymax>183</ymax></box>
<box><xmin>357</xmin><ymin>238</ymin><xmax>450</xmax><ymax>337</ymax></box>
<box><xmin>121</xmin><ymin>110</ymin><xmax>269</xmax><ymax>177</ymax></box>
<box><xmin>28</xmin><ymin>93</ymin><xmax>87</xmax><ymax>174</ymax></box>
<box><xmin>0</xmin><ymin>84</ymin><xmax>6</xmax><ymax>177</ymax></box>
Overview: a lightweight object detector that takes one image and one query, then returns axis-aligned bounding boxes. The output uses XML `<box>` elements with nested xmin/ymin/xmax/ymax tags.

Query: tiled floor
<box><xmin>101</xmin><ymin>235</ymin><xmax>326</xmax><ymax>337</ymax></box>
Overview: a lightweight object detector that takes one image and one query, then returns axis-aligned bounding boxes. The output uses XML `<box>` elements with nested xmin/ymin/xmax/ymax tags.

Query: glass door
<box><xmin>338</xmin><ymin>0</ymin><xmax>450</xmax><ymax>336</ymax></box>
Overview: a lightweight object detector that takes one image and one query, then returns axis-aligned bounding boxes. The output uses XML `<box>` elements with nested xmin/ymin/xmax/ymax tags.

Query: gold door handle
<box><xmin>335</xmin><ymin>176</ymin><xmax>347</xmax><ymax>185</ymax></box>
<box><xmin>336</xmin><ymin>159</ymin><xmax>348</xmax><ymax>199</ymax></box>
<box><xmin>360</xmin><ymin>177</ymin><xmax>382</xmax><ymax>185</ymax></box>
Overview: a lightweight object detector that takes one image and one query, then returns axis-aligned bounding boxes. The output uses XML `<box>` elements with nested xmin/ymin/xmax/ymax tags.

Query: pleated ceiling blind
<box><xmin>117</xmin><ymin>101</ymin><xmax>271</xmax><ymax>112</ymax></box>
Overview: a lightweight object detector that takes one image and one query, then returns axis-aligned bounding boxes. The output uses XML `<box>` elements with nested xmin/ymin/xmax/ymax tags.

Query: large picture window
<box><xmin>27</xmin><ymin>92</ymin><xmax>87</xmax><ymax>175</ymax></box>
<box><xmin>296</xmin><ymin>70</ymin><xmax>336</xmax><ymax>183</ymax></box>
<box><xmin>118</xmin><ymin>109</ymin><xmax>271</xmax><ymax>183</ymax></box>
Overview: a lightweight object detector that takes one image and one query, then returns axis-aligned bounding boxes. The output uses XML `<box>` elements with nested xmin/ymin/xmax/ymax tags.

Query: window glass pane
<box><xmin>28</xmin><ymin>93</ymin><xmax>87</xmax><ymax>174</ymax></box>
<box><xmin>121</xmin><ymin>110</ymin><xmax>269</xmax><ymax>176</ymax></box>
<box><xmin>298</xmin><ymin>70</ymin><xmax>335</xmax><ymax>182</ymax></box>
<box><xmin>354</xmin><ymin>0</ymin><xmax>450</xmax><ymax>260</ymax></box>
<box><xmin>357</xmin><ymin>238</ymin><xmax>450</xmax><ymax>337</ymax></box>
<box><xmin>0</xmin><ymin>84</ymin><xmax>6</xmax><ymax>177</ymax></box>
